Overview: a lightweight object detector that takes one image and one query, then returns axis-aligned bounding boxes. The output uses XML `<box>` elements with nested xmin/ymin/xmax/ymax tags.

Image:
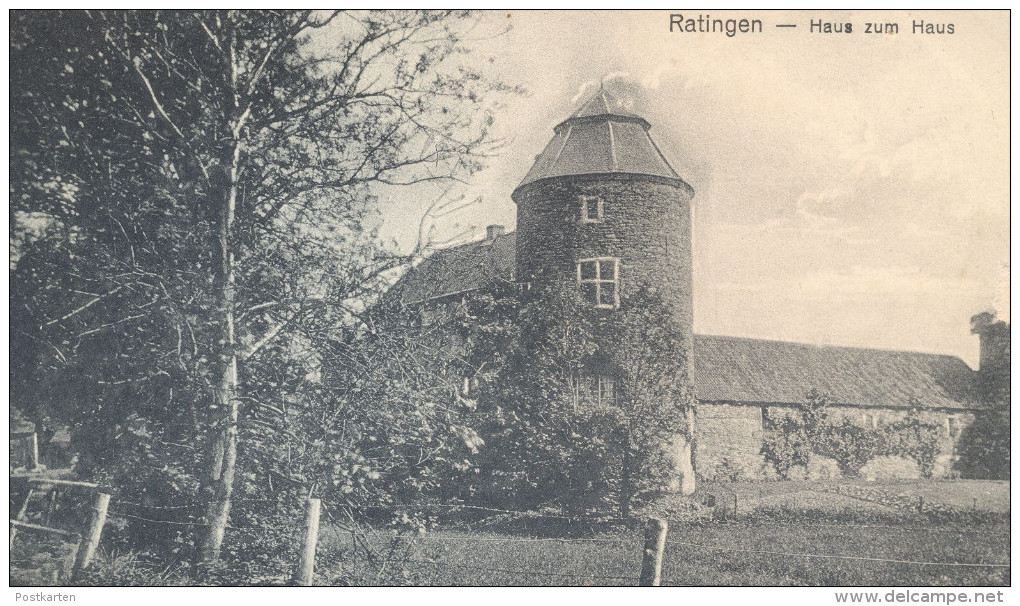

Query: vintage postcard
<box><xmin>8</xmin><ymin>9</ymin><xmax>1010</xmax><ymax>600</ymax></box>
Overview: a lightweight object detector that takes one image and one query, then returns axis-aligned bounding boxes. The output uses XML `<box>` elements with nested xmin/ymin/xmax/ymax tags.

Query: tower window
<box><xmin>947</xmin><ymin>415</ymin><xmax>962</xmax><ymax>439</ymax></box>
<box><xmin>577</xmin><ymin>257</ymin><xmax>619</xmax><ymax>309</ymax></box>
<box><xmin>598</xmin><ymin>375</ymin><xmax>617</xmax><ymax>407</ymax></box>
<box><xmin>569</xmin><ymin>372</ymin><xmax>618</xmax><ymax>409</ymax></box>
<box><xmin>580</xmin><ymin>196</ymin><xmax>604</xmax><ymax>223</ymax></box>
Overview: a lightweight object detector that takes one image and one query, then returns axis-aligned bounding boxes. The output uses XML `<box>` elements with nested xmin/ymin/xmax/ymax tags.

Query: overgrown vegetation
<box><xmin>10</xmin><ymin>8</ymin><xmax>510</xmax><ymax>573</ymax></box>
<box><xmin>761</xmin><ymin>392</ymin><xmax>944</xmax><ymax>479</ymax></box>
<box><xmin>956</xmin><ymin>409</ymin><xmax>1011</xmax><ymax>480</ymax></box>
<box><xmin>361</xmin><ymin>283</ymin><xmax>696</xmax><ymax>519</ymax></box>
<box><xmin>66</xmin><ymin>499</ymin><xmax>1010</xmax><ymax>586</ymax></box>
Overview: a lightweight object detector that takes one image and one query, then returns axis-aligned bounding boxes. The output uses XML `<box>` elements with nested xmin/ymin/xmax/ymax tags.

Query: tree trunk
<box><xmin>620</xmin><ymin>440</ymin><xmax>633</xmax><ymax>519</ymax></box>
<box><xmin>197</xmin><ymin>31</ymin><xmax>245</xmax><ymax>565</ymax></box>
<box><xmin>662</xmin><ymin>405</ymin><xmax>697</xmax><ymax>495</ymax></box>
<box><xmin>198</xmin><ymin>167</ymin><xmax>241</xmax><ymax>566</ymax></box>
<box><xmin>195</xmin><ymin>17</ymin><xmax>255</xmax><ymax>569</ymax></box>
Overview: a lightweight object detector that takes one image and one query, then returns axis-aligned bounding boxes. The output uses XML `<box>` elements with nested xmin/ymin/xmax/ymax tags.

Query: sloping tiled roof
<box><xmin>387</xmin><ymin>233</ymin><xmax>982</xmax><ymax>410</ymax></box>
<box><xmin>390</xmin><ymin>232</ymin><xmax>516</xmax><ymax>305</ymax></box>
<box><xmin>693</xmin><ymin>334</ymin><xmax>981</xmax><ymax>410</ymax></box>
<box><xmin>514</xmin><ymin>91</ymin><xmax>686</xmax><ymax>194</ymax></box>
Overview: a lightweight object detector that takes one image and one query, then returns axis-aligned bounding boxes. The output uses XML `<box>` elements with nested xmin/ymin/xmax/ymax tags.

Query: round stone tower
<box><xmin>511</xmin><ymin>89</ymin><xmax>697</xmax><ymax>495</ymax></box>
<box><xmin>511</xmin><ymin>90</ymin><xmax>695</xmax><ymax>335</ymax></box>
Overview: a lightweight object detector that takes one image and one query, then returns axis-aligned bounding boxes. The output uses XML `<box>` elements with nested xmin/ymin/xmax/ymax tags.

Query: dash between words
<box><xmin>668</xmin><ymin>13</ymin><xmax>956</xmax><ymax>36</ymax></box>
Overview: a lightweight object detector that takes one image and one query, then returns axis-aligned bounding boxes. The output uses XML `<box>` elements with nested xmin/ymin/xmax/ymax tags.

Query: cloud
<box><xmin>793</xmin><ymin>265</ymin><xmax>983</xmax><ymax>297</ymax></box>
<box><xmin>713</xmin><ymin>186</ymin><xmax>864</xmax><ymax>244</ymax></box>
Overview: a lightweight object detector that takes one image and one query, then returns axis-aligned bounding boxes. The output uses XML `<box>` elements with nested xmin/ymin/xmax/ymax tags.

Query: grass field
<box><xmin>311</xmin><ymin>479</ymin><xmax>1010</xmax><ymax>586</ymax></box>
<box><xmin>14</xmin><ymin>479</ymin><xmax>1011</xmax><ymax>586</ymax></box>
<box><xmin>701</xmin><ymin>479</ymin><xmax>1012</xmax><ymax>516</ymax></box>
<box><xmin>311</xmin><ymin>515</ymin><xmax>1009</xmax><ymax>586</ymax></box>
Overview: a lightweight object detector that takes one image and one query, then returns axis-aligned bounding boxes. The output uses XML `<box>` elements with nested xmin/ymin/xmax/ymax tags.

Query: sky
<box><xmin>375</xmin><ymin>10</ymin><xmax>1010</xmax><ymax>368</ymax></box>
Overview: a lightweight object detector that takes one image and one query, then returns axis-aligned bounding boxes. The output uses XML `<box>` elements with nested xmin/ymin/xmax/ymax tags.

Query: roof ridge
<box><xmin>694</xmin><ymin>332</ymin><xmax>970</xmax><ymax>363</ymax></box>
<box><xmin>425</xmin><ymin>230</ymin><xmax>516</xmax><ymax>254</ymax></box>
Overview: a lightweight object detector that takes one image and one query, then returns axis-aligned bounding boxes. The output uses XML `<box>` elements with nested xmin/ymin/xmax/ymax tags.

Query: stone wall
<box><xmin>694</xmin><ymin>402</ymin><xmax>976</xmax><ymax>481</ymax></box>
<box><xmin>694</xmin><ymin>403</ymin><xmax>767</xmax><ymax>480</ymax></box>
<box><xmin>512</xmin><ymin>175</ymin><xmax>693</xmax><ymax>334</ymax></box>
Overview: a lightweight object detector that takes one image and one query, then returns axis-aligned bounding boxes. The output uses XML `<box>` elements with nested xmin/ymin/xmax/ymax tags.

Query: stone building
<box><xmin>390</xmin><ymin>91</ymin><xmax>1009</xmax><ymax>483</ymax></box>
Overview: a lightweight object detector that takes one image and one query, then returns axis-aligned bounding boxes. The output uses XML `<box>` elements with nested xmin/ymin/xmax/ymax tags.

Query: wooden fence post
<box><xmin>733</xmin><ymin>493</ymin><xmax>738</xmax><ymax>520</ymax></box>
<box><xmin>29</xmin><ymin>432</ymin><xmax>40</xmax><ymax>471</ymax></box>
<box><xmin>10</xmin><ymin>488</ymin><xmax>35</xmax><ymax>548</ymax></box>
<box><xmin>293</xmin><ymin>497</ymin><xmax>321</xmax><ymax>586</ymax></box>
<box><xmin>639</xmin><ymin>517</ymin><xmax>668</xmax><ymax>586</ymax></box>
<box><xmin>71</xmin><ymin>492</ymin><xmax>111</xmax><ymax>580</ymax></box>
<box><xmin>44</xmin><ymin>489</ymin><xmax>58</xmax><ymax>526</ymax></box>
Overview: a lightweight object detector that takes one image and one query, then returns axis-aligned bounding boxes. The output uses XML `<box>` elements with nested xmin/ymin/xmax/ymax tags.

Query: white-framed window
<box><xmin>570</xmin><ymin>373</ymin><xmax>618</xmax><ymax>409</ymax></box>
<box><xmin>577</xmin><ymin>257</ymin><xmax>620</xmax><ymax>308</ymax></box>
<box><xmin>597</xmin><ymin>375</ymin><xmax>617</xmax><ymax>407</ymax></box>
<box><xmin>580</xmin><ymin>195</ymin><xmax>604</xmax><ymax>223</ymax></box>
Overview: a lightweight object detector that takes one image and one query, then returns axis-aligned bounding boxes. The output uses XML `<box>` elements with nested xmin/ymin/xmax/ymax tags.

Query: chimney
<box><xmin>970</xmin><ymin>310</ymin><xmax>1011</xmax><ymax>406</ymax></box>
<box><xmin>486</xmin><ymin>224</ymin><xmax>506</xmax><ymax>241</ymax></box>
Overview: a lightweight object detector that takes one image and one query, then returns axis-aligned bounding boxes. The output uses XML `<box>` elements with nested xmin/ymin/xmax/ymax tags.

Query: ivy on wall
<box><xmin>761</xmin><ymin>392</ymin><xmax>943</xmax><ymax>479</ymax></box>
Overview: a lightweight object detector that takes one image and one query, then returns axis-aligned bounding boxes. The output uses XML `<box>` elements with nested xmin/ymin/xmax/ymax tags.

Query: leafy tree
<box><xmin>760</xmin><ymin>416</ymin><xmax>811</xmax><ymax>479</ymax></box>
<box><xmin>800</xmin><ymin>389</ymin><xmax>831</xmax><ymax>441</ymax></box>
<box><xmin>10</xmin><ymin>9</ymin><xmax>507</xmax><ymax>568</ymax></box>
<box><xmin>459</xmin><ymin>285</ymin><xmax>695</xmax><ymax>518</ymax></box>
<box><xmin>956</xmin><ymin>408</ymin><xmax>1010</xmax><ymax>480</ymax></box>
<box><xmin>761</xmin><ymin>393</ymin><xmax>943</xmax><ymax>480</ymax></box>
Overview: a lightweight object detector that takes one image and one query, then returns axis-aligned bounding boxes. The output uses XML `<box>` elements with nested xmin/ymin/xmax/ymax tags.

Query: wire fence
<box><xmin>667</xmin><ymin>539</ymin><xmax>1010</xmax><ymax>569</ymax></box>
<box><xmin>406</xmin><ymin>558</ymin><xmax>641</xmax><ymax>582</ymax></box>
<box><xmin>14</xmin><ymin>487</ymin><xmax>1009</xmax><ymax>586</ymax></box>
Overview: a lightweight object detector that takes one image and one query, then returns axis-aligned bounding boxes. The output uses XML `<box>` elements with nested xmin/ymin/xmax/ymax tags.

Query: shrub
<box><xmin>813</xmin><ymin>419</ymin><xmax>881</xmax><ymax>478</ymax></box>
<box><xmin>882</xmin><ymin>407</ymin><xmax>942</xmax><ymax>478</ymax></box>
<box><xmin>956</xmin><ymin>409</ymin><xmax>1010</xmax><ymax>480</ymax></box>
<box><xmin>710</xmin><ymin>457</ymin><xmax>748</xmax><ymax>483</ymax></box>
<box><xmin>760</xmin><ymin>417</ymin><xmax>811</xmax><ymax>479</ymax></box>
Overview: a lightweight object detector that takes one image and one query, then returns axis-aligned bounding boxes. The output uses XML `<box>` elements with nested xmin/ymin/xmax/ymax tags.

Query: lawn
<box><xmin>310</xmin><ymin>516</ymin><xmax>1009</xmax><ymax>586</ymax></box>
<box><xmin>659</xmin><ymin>518</ymin><xmax>1009</xmax><ymax>586</ymax></box>
<box><xmin>311</xmin><ymin>479</ymin><xmax>1010</xmax><ymax>586</ymax></box>
<box><xmin>19</xmin><ymin>480</ymin><xmax>1010</xmax><ymax>586</ymax></box>
<box><xmin>693</xmin><ymin>479</ymin><xmax>1011</xmax><ymax>517</ymax></box>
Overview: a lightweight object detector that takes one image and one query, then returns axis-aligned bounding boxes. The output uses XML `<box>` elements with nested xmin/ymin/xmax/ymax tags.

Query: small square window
<box><xmin>581</xmin><ymin>196</ymin><xmax>603</xmax><ymax>223</ymax></box>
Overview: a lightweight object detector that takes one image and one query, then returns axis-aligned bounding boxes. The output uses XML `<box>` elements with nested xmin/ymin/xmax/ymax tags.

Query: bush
<box><xmin>882</xmin><ymin>408</ymin><xmax>942</xmax><ymax>478</ymax></box>
<box><xmin>956</xmin><ymin>409</ymin><xmax>1010</xmax><ymax>480</ymax></box>
<box><xmin>814</xmin><ymin>419</ymin><xmax>882</xmax><ymax>478</ymax></box>
<box><xmin>760</xmin><ymin>417</ymin><xmax>811</xmax><ymax>479</ymax></box>
<box><xmin>763</xmin><ymin>394</ymin><xmax>954</xmax><ymax>480</ymax></box>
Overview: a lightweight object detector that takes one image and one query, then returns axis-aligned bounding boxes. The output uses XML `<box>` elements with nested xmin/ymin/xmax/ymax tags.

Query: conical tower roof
<box><xmin>513</xmin><ymin>88</ymin><xmax>688</xmax><ymax>196</ymax></box>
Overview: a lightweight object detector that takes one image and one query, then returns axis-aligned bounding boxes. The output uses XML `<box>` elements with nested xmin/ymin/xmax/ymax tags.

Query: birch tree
<box><xmin>10</xmin><ymin>9</ymin><xmax>507</xmax><ymax>568</ymax></box>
